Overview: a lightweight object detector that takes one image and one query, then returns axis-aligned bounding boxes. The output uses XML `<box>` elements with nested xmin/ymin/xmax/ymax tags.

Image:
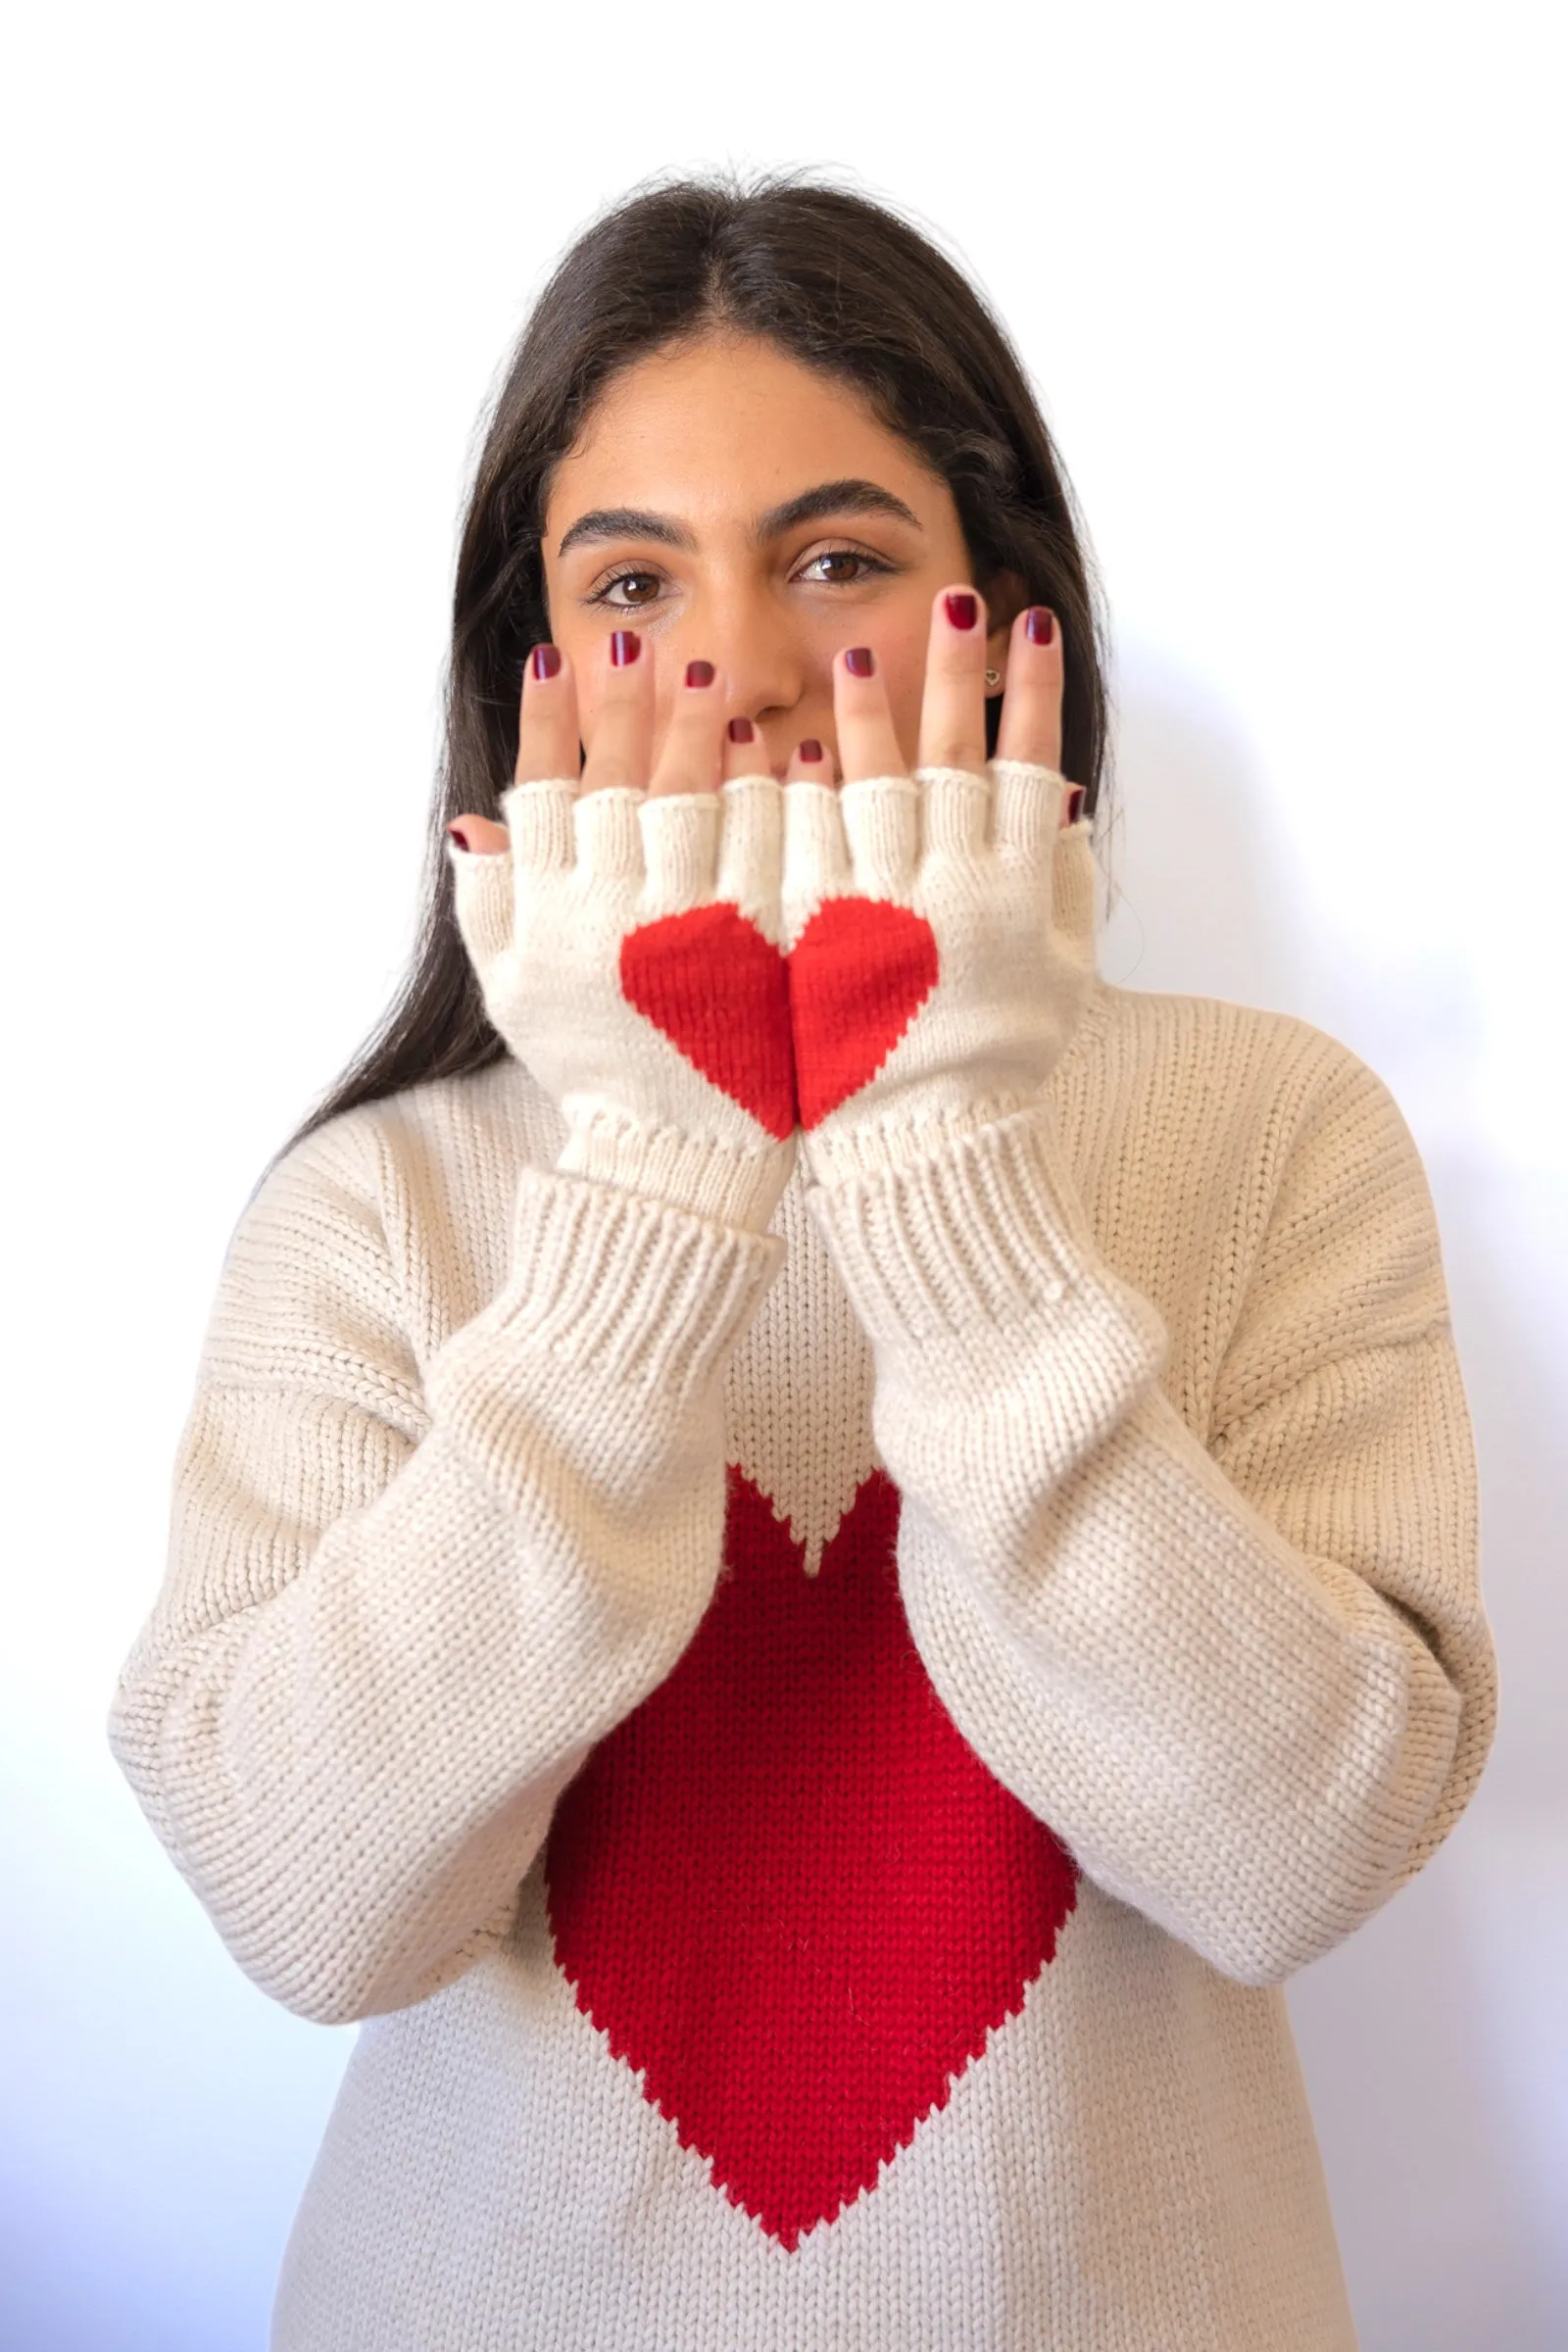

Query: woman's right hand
<box><xmin>446</xmin><ymin>632</ymin><xmax>800</xmax><ymax>1232</ymax></box>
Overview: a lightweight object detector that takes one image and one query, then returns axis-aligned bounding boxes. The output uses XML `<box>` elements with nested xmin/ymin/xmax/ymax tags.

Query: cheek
<box><xmin>549</xmin><ymin>607</ymin><xmax>598</xmax><ymax>681</ymax></box>
<box><xmin>541</xmin><ymin>572</ymin><xmax>605</xmax><ymax>681</ymax></box>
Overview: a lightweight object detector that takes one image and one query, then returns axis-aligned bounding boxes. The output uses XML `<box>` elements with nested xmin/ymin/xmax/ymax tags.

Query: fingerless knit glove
<box><xmin>450</xmin><ymin>776</ymin><xmax>797</xmax><ymax>1231</ymax></box>
<box><xmin>780</xmin><ymin>760</ymin><xmax>1095</xmax><ymax>1183</ymax></box>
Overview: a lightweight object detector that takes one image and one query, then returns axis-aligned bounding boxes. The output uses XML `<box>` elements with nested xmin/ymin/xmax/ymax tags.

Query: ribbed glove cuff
<box><xmin>427</xmin><ymin>1167</ymin><xmax>784</xmax><ymax>1481</ymax></box>
<box><xmin>807</xmin><ymin>1102</ymin><xmax>1168</xmax><ymax>1406</ymax></box>
<box><xmin>558</xmin><ymin>1105</ymin><xmax>794</xmax><ymax>1234</ymax></box>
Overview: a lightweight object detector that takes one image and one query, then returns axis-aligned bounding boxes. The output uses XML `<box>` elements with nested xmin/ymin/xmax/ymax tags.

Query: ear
<box><xmin>979</xmin><ymin>567</ymin><xmax>1029</xmax><ymax>693</ymax></box>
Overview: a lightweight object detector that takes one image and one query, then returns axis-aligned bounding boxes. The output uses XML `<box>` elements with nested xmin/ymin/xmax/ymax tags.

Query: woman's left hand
<box><xmin>782</xmin><ymin>587</ymin><xmax>1094</xmax><ymax>1183</ymax></box>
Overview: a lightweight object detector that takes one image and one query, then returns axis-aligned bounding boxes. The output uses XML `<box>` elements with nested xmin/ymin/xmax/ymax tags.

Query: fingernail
<box><xmin>727</xmin><ymin>716</ymin><xmax>756</xmax><ymax>743</ymax></box>
<box><xmin>799</xmin><ymin>738</ymin><xmax>824</xmax><ymax>763</ymax></box>
<box><xmin>610</xmin><ymin>629</ymin><xmax>641</xmax><ymax>667</ymax></box>
<box><xmin>530</xmin><ymin>643</ymin><xmax>562</xmax><ymax>681</ymax></box>
<box><xmin>844</xmin><ymin>646</ymin><xmax>875</xmax><ymax>677</ymax></box>
<box><xmin>446</xmin><ymin>822</ymin><xmax>471</xmax><ymax>852</ymax></box>
<box><xmin>1066</xmin><ymin>784</ymin><xmax>1085</xmax><ymax>823</ymax></box>
<box><xmin>1026</xmin><ymin>607</ymin><xmax>1055</xmax><ymax>647</ymax></box>
<box><xmin>944</xmin><ymin>591</ymin><xmax>979</xmax><ymax>630</ymax></box>
<box><xmin>686</xmin><ymin>659</ymin><xmax>715</xmax><ymax>689</ymax></box>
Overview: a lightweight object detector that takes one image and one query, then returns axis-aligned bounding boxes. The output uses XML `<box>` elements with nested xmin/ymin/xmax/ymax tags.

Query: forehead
<box><xmin>543</xmin><ymin>333</ymin><xmax>948</xmax><ymax>534</ymax></box>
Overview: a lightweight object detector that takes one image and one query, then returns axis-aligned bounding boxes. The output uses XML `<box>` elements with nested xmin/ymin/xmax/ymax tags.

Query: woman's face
<box><xmin>540</xmin><ymin>331</ymin><xmax>1022</xmax><ymax>782</ymax></box>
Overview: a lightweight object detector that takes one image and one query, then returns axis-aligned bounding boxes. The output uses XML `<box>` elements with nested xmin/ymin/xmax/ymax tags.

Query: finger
<box><xmin>784</xmin><ymin>734</ymin><xmax>836</xmax><ymax>785</ymax></box>
<box><xmin>579</xmin><ymin>627</ymin><xmax>654</xmax><ymax>796</ymax></box>
<box><xmin>916</xmin><ymin>766</ymin><xmax>990</xmax><ymax>858</ymax></box>
<box><xmin>448</xmin><ymin>834</ymin><xmax>514</xmax><ymax>966</ymax></box>
<box><xmin>781</xmin><ymin>779</ymin><xmax>853</xmax><ymax>949</ymax></box>
<box><xmin>990</xmin><ymin>760</ymin><xmax>1068</xmax><ymax>863</ymax></box>
<box><xmin>648</xmin><ymin>658</ymin><xmax>725</xmax><ymax>798</ymax></box>
<box><xmin>447</xmin><ymin>815</ymin><xmax>510</xmax><ymax>856</ymax></box>
<box><xmin>640</xmin><ymin>792</ymin><xmax>720</xmax><ymax>910</ymax></box>
<box><xmin>840</xmin><ymin>776</ymin><xmax>919</xmax><ymax>901</ymax></box>
<box><xmin>499</xmin><ymin>776</ymin><xmax>576</xmax><ymax>875</ymax></box>
<box><xmin>715</xmin><ymin>773</ymin><xmax>785</xmax><ymax>936</ymax></box>
<box><xmin>722</xmin><ymin>714</ymin><xmax>774</xmax><ymax>784</ymax></box>
<box><xmin>914</xmin><ymin>585</ymin><xmax>988</xmax><ymax>773</ymax></box>
<box><xmin>832</xmin><ymin>646</ymin><xmax>906</xmax><ymax>784</ymax></box>
<box><xmin>515</xmin><ymin>643</ymin><xmax>581</xmax><ymax>784</ymax></box>
<box><xmin>994</xmin><ymin>606</ymin><xmax>1064</xmax><ymax>773</ymax></box>
<box><xmin>572</xmin><ymin>785</ymin><xmax>644</xmax><ymax>881</ymax></box>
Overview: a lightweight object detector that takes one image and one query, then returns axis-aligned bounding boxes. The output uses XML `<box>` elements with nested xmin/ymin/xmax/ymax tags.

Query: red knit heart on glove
<box><xmin>620</xmin><ymin>905</ymin><xmax>798</xmax><ymax>1141</ymax></box>
<box><xmin>620</xmin><ymin>899</ymin><xmax>938</xmax><ymax>1141</ymax></box>
<box><xmin>545</xmin><ymin>1468</ymin><xmax>1078</xmax><ymax>2252</ymax></box>
<box><xmin>787</xmin><ymin>898</ymin><xmax>939</xmax><ymax>1128</ymax></box>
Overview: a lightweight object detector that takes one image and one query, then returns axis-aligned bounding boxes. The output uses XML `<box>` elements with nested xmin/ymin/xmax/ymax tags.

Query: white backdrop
<box><xmin>3</xmin><ymin>3</ymin><xmax>1563</xmax><ymax>2344</ymax></box>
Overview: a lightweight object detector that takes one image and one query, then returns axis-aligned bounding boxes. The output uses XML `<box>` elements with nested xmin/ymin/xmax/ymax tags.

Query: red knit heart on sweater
<box><xmin>619</xmin><ymin>898</ymin><xmax>939</xmax><ymax>1137</ymax></box>
<box><xmin>544</xmin><ymin>1468</ymin><xmax>1078</xmax><ymax>2252</ymax></box>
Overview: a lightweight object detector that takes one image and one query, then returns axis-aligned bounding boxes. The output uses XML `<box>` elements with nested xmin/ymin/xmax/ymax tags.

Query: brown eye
<box><xmin>799</xmin><ymin>547</ymin><xmax>891</xmax><ymax>587</ymax></box>
<box><xmin>606</xmin><ymin>572</ymin><xmax>662</xmax><ymax>607</ymax></box>
<box><xmin>811</xmin><ymin>552</ymin><xmax>864</xmax><ymax>583</ymax></box>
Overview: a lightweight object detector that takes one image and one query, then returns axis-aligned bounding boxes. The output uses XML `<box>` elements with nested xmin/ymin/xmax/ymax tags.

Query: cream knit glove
<box><xmin>780</xmin><ymin>760</ymin><xmax>1095</xmax><ymax>1183</ymax></box>
<box><xmin>450</xmin><ymin>776</ymin><xmax>796</xmax><ymax>1231</ymax></box>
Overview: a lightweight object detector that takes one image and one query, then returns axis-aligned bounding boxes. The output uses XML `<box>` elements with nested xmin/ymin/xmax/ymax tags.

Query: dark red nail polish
<box><xmin>686</xmin><ymin>659</ymin><xmax>715</xmax><ymax>689</ymax></box>
<box><xmin>446</xmin><ymin>821</ymin><xmax>471</xmax><ymax>852</ymax></box>
<box><xmin>1067</xmin><ymin>784</ymin><xmax>1085</xmax><ymax>823</ymax></box>
<box><xmin>1026</xmin><ymin>607</ymin><xmax>1056</xmax><ymax>647</ymax></box>
<box><xmin>530</xmin><ymin>643</ymin><xmax>561</xmax><ymax>681</ymax></box>
<box><xmin>844</xmin><ymin>646</ymin><xmax>875</xmax><ymax>677</ymax></box>
<box><xmin>610</xmin><ymin>629</ymin><xmax>641</xmax><ymax>666</ymax></box>
<box><xmin>727</xmin><ymin>716</ymin><xmax>756</xmax><ymax>743</ymax></box>
<box><xmin>944</xmin><ymin>591</ymin><xmax>979</xmax><ymax>631</ymax></box>
<box><xmin>799</xmin><ymin>738</ymin><xmax>824</xmax><ymax>763</ymax></box>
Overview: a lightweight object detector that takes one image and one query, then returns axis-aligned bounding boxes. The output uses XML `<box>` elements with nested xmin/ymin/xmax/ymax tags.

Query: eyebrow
<box><xmin>554</xmin><ymin>476</ymin><xmax>923</xmax><ymax>558</ymax></box>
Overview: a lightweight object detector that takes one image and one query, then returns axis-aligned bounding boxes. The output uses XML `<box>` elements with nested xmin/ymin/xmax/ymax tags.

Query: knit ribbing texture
<box><xmin>108</xmin><ymin>820</ymin><xmax>1495</xmax><ymax>2350</ymax></box>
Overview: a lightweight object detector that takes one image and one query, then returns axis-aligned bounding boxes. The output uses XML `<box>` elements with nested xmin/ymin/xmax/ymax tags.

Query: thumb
<box><xmin>447</xmin><ymin>814</ymin><xmax>511</xmax><ymax>856</ymax></box>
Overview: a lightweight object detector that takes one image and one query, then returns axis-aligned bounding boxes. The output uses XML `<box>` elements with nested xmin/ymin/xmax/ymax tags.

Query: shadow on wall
<box><xmin>1108</xmin><ymin>661</ymin><xmax>1568</xmax><ymax>2352</ymax></box>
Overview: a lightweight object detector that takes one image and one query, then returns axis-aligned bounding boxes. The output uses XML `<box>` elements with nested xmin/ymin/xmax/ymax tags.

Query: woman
<box><xmin>108</xmin><ymin>172</ymin><xmax>1496</xmax><ymax>2349</ymax></box>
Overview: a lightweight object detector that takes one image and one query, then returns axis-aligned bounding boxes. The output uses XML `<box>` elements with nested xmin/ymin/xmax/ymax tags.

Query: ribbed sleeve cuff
<box><xmin>806</xmin><ymin>1103</ymin><xmax>1168</xmax><ymax>1403</ymax></box>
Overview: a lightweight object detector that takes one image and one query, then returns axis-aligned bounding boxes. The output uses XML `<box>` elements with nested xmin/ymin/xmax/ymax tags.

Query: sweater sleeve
<box><xmin>107</xmin><ymin>1114</ymin><xmax>781</xmax><ymax>2027</ymax></box>
<box><xmin>806</xmin><ymin>1054</ymin><xmax>1496</xmax><ymax>1988</ymax></box>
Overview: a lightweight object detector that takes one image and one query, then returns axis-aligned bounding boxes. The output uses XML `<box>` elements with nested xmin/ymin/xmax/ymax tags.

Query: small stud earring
<box><xmin>985</xmin><ymin>667</ymin><xmax>1002</xmax><ymax>690</ymax></box>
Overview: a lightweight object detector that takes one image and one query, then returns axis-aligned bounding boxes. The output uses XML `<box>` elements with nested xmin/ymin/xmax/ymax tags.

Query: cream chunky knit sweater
<box><xmin>108</xmin><ymin>819</ymin><xmax>1495</xmax><ymax>2350</ymax></box>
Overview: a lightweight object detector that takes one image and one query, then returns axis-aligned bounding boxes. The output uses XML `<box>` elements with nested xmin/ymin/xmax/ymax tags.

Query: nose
<box><xmin>678</xmin><ymin>582</ymin><xmax>808</xmax><ymax>767</ymax></box>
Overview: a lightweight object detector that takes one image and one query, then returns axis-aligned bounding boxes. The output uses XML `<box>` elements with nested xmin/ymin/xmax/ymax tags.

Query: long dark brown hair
<box><xmin>274</xmin><ymin>167</ymin><xmax>1111</xmax><ymax>1165</ymax></box>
